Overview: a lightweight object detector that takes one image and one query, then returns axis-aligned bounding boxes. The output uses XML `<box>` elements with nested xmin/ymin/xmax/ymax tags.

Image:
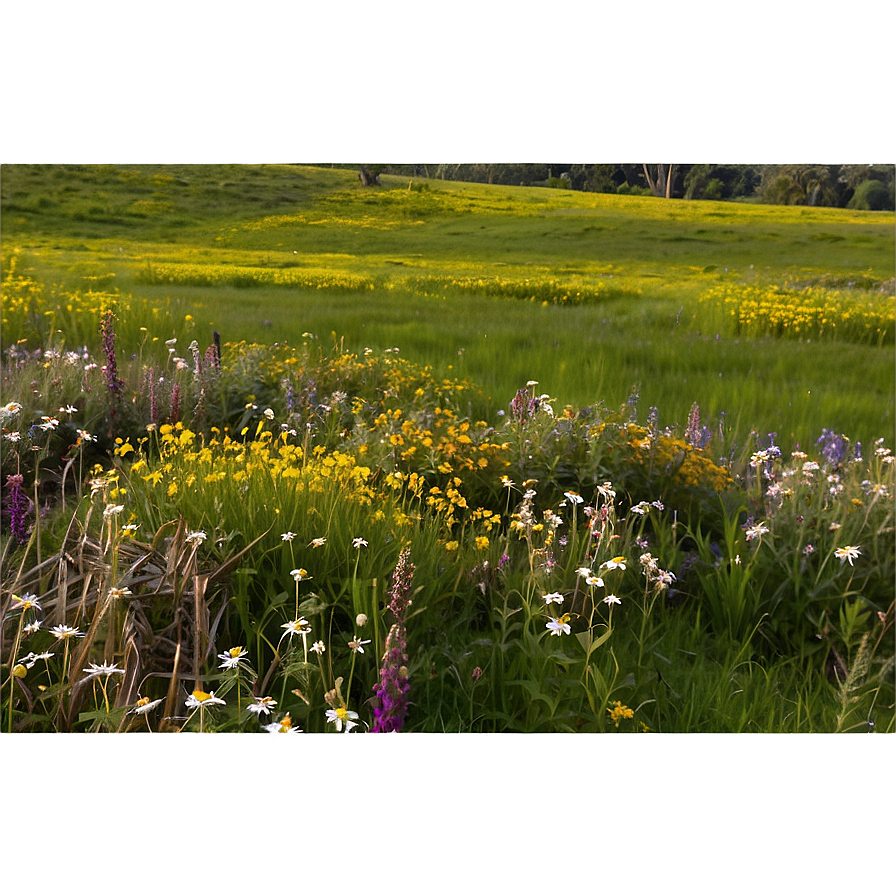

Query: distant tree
<box><xmin>681</xmin><ymin>165</ymin><xmax>760</xmax><ymax>201</ymax></box>
<box><xmin>759</xmin><ymin>165</ymin><xmax>838</xmax><ymax>206</ymax></box>
<box><xmin>847</xmin><ymin>179</ymin><xmax>893</xmax><ymax>210</ymax></box>
<box><xmin>358</xmin><ymin>166</ymin><xmax>382</xmax><ymax>186</ymax></box>
<box><xmin>642</xmin><ymin>164</ymin><xmax>678</xmax><ymax>198</ymax></box>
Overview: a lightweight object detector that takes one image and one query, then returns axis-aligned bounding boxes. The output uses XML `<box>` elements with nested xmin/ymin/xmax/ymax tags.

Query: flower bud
<box><xmin>355</xmin><ymin>613</ymin><xmax>368</xmax><ymax>628</ymax></box>
<box><xmin>12</xmin><ymin>664</ymin><xmax>27</xmax><ymax>679</ymax></box>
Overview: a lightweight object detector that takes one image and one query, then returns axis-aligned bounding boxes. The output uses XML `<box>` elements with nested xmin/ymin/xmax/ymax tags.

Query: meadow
<box><xmin>1</xmin><ymin>163</ymin><xmax>893</xmax><ymax>733</ymax></box>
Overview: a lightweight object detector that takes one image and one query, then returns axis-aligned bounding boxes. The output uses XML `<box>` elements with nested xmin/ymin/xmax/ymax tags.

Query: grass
<box><xmin>2</xmin><ymin>163</ymin><xmax>894</xmax><ymax>450</ymax></box>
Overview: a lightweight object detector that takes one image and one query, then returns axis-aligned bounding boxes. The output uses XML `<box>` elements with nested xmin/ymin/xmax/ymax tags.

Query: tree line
<box><xmin>349</xmin><ymin>164</ymin><xmax>895</xmax><ymax>210</ymax></box>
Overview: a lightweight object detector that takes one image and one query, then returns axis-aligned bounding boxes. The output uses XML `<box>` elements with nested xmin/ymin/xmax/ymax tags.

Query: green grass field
<box><xmin>2</xmin><ymin>163</ymin><xmax>894</xmax><ymax>450</ymax></box>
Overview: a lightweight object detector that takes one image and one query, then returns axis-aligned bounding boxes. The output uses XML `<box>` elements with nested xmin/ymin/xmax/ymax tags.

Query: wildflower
<box><xmin>356</xmin><ymin>613</ymin><xmax>368</xmax><ymax>627</ymax></box>
<box><xmin>59</xmin><ymin>405</ymin><xmax>78</xmax><ymax>415</ymax></box>
<box><xmin>607</xmin><ymin>701</ymin><xmax>635</xmax><ymax>727</ymax></box>
<box><xmin>265</xmin><ymin>714</ymin><xmax>302</xmax><ymax>734</ymax></box>
<box><xmin>121</xmin><ymin>523</ymin><xmax>139</xmax><ymax>536</ymax></box>
<box><xmin>601</xmin><ymin>556</ymin><xmax>627</xmax><ymax>571</ymax></box>
<box><xmin>372</xmin><ymin>548</ymin><xmax>415</xmax><ymax>733</ymax></box>
<box><xmin>3</xmin><ymin>431</ymin><xmax>21</xmax><ymax>442</ymax></box>
<box><xmin>829</xmin><ymin>522</ymin><xmax>842</xmax><ymax>531</ymax></box>
<box><xmin>564</xmin><ymin>490</ymin><xmax>584</xmax><ymax>505</ymax></box>
<box><xmin>803</xmin><ymin>544</ymin><xmax>815</xmax><ymax>555</ymax></box>
<box><xmin>248</xmin><ymin>696</ymin><xmax>277</xmax><ymax>716</ymax></box>
<box><xmin>290</xmin><ymin>568</ymin><xmax>311</xmax><ymax>582</ymax></box>
<box><xmin>542</xmin><ymin>592</ymin><xmax>564</xmax><ymax>605</ymax></box>
<box><xmin>585</xmin><ymin>574</ymin><xmax>605</xmax><ymax>588</ymax></box>
<box><xmin>310</xmin><ymin>640</ymin><xmax>326</xmax><ymax>654</ymax></box>
<box><xmin>263</xmin><ymin>408</ymin><xmax>275</xmax><ymax>420</ymax></box>
<box><xmin>218</xmin><ymin>646</ymin><xmax>250</xmax><ymax>669</ymax></box>
<box><xmin>50</xmin><ymin>624</ymin><xmax>84</xmax><ymax>640</ymax></box>
<box><xmin>185</xmin><ymin>690</ymin><xmax>226</xmax><ymax>709</ymax></box>
<box><xmin>1</xmin><ymin>401</ymin><xmax>23</xmax><ymax>418</ymax></box>
<box><xmin>630</xmin><ymin>501</ymin><xmax>651</xmax><ymax>515</ymax></box>
<box><xmin>130</xmin><ymin>697</ymin><xmax>164</xmax><ymax>715</ymax></box>
<box><xmin>745</xmin><ymin>522</ymin><xmax>769</xmax><ymax>542</ymax></box>
<box><xmin>603</xmin><ymin>594</ymin><xmax>621</xmax><ymax>605</ymax></box>
<box><xmin>100</xmin><ymin>310</ymin><xmax>125</xmax><ymax>399</ymax></box>
<box><xmin>103</xmin><ymin>504</ymin><xmax>125</xmax><ymax>518</ymax></box>
<box><xmin>82</xmin><ymin>661</ymin><xmax>125</xmax><ymax>680</ymax></box>
<box><xmin>325</xmin><ymin>706</ymin><xmax>359</xmax><ymax>733</ymax></box>
<box><xmin>501</xmin><ymin>476</ymin><xmax>515</xmax><ymax>488</ymax></box>
<box><xmin>655</xmin><ymin>570</ymin><xmax>676</xmax><ymax>589</ymax></box>
<box><xmin>38</xmin><ymin>416</ymin><xmax>60</xmax><ymax>431</ymax></box>
<box><xmin>281</xmin><ymin>531</ymin><xmax>297</xmax><ymax>541</ymax></box>
<box><xmin>472</xmin><ymin>666</ymin><xmax>483</xmax><ymax>681</ymax></box>
<box><xmin>23</xmin><ymin>620</ymin><xmax>43</xmax><ymax>635</ymax></box>
<box><xmin>348</xmin><ymin>635</ymin><xmax>371</xmax><ymax>653</ymax></box>
<box><xmin>474</xmin><ymin>535</ymin><xmax>489</xmax><ymax>550</ymax></box>
<box><xmin>281</xmin><ymin>618</ymin><xmax>312</xmax><ymax>638</ymax></box>
<box><xmin>10</xmin><ymin>592</ymin><xmax>41</xmax><ymax>613</ymax></box>
<box><xmin>352</xmin><ymin>537</ymin><xmax>368</xmax><ymax>549</ymax></box>
<box><xmin>834</xmin><ymin>545</ymin><xmax>861</xmax><ymax>566</ymax></box>
<box><xmin>17</xmin><ymin>650</ymin><xmax>55</xmax><ymax>669</ymax></box>
<box><xmin>576</xmin><ymin>567</ymin><xmax>593</xmax><ymax>578</ymax></box>
<box><xmin>185</xmin><ymin>529</ymin><xmax>207</xmax><ymax>545</ymax></box>
<box><xmin>546</xmin><ymin>615</ymin><xmax>572</xmax><ymax>636</ymax></box>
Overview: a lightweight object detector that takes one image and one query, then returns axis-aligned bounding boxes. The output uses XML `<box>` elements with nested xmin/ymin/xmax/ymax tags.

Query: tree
<box><xmin>358</xmin><ymin>166</ymin><xmax>382</xmax><ymax>186</ymax></box>
<box><xmin>642</xmin><ymin>164</ymin><xmax>678</xmax><ymax>198</ymax></box>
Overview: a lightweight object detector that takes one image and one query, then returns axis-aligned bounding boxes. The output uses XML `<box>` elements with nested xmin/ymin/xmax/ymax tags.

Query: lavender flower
<box><xmin>4</xmin><ymin>473</ymin><xmax>31</xmax><ymax>544</ymax></box>
<box><xmin>100</xmin><ymin>311</ymin><xmax>125</xmax><ymax>400</ymax></box>
<box><xmin>371</xmin><ymin>548</ymin><xmax>415</xmax><ymax>733</ymax></box>
<box><xmin>817</xmin><ymin>429</ymin><xmax>850</xmax><ymax>466</ymax></box>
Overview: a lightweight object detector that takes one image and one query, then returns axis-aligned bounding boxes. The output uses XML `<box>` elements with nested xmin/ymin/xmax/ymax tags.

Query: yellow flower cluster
<box><xmin>1</xmin><ymin>254</ymin><xmax>120</xmax><ymax>344</ymax></box>
<box><xmin>126</xmin><ymin>422</ymin><xmax>382</xmax><ymax>510</ymax></box>
<box><xmin>608</xmin><ymin>423</ymin><xmax>732</xmax><ymax>494</ymax></box>
<box><xmin>699</xmin><ymin>283</ymin><xmax>895</xmax><ymax>345</ymax></box>
<box><xmin>402</xmin><ymin>273</ymin><xmax>639</xmax><ymax>306</ymax></box>
<box><xmin>242</xmin><ymin>212</ymin><xmax>423</xmax><ymax>232</ymax></box>
<box><xmin>137</xmin><ymin>262</ymin><xmax>375</xmax><ymax>292</ymax></box>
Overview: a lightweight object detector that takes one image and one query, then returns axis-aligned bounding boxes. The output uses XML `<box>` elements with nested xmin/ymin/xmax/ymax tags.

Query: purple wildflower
<box><xmin>817</xmin><ymin>429</ymin><xmax>850</xmax><ymax>466</ymax></box>
<box><xmin>510</xmin><ymin>387</ymin><xmax>540</xmax><ymax>423</ymax></box>
<box><xmin>371</xmin><ymin>548</ymin><xmax>415</xmax><ymax>733</ymax></box>
<box><xmin>684</xmin><ymin>402</ymin><xmax>712</xmax><ymax>449</ymax></box>
<box><xmin>169</xmin><ymin>383</ymin><xmax>181</xmax><ymax>424</ymax></box>
<box><xmin>100</xmin><ymin>311</ymin><xmax>125</xmax><ymax>400</ymax></box>
<box><xmin>204</xmin><ymin>344</ymin><xmax>219</xmax><ymax>370</ymax></box>
<box><xmin>4</xmin><ymin>474</ymin><xmax>31</xmax><ymax>544</ymax></box>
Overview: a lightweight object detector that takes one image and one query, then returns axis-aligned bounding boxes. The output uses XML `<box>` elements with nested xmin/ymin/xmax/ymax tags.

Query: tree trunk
<box><xmin>643</xmin><ymin>164</ymin><xmax>677</xmax><ymax>198</ymax></box>
<box><xmin>358</xmin><ymin>167</ymin><xmax>380</xmax><ymax>187</ymax></box>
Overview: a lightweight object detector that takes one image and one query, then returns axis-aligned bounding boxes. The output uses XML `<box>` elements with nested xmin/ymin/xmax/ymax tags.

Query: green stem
<box><xmin>6</xmin><ymin>614</ymin><xmax>25</xmax><ymax>733</ymax></box>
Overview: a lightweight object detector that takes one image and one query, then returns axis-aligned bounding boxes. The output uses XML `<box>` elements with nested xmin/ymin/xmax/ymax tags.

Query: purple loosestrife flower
<box><xmin>4</xmin><ymin>474</ymin><xmax>31</xmax><ymax>544</ymax></box>
<box><xmin>100</xmin><ymin>311</ymin><xmax>125</xmax><ymax>400</ymax></box>
<box><xmin>510</xmin><ymin>387</ymin><xmax>540</xmax><ymax>423</ymax></box>
<box><xmin>684</xmin><ymin>402</ymin><xmax>712</xmax><ymax>450</ymax></box>
<box><xmin>371</xmin><ymin>548</ymin><xmax>415</xmax><ymax>733</ymax></box>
